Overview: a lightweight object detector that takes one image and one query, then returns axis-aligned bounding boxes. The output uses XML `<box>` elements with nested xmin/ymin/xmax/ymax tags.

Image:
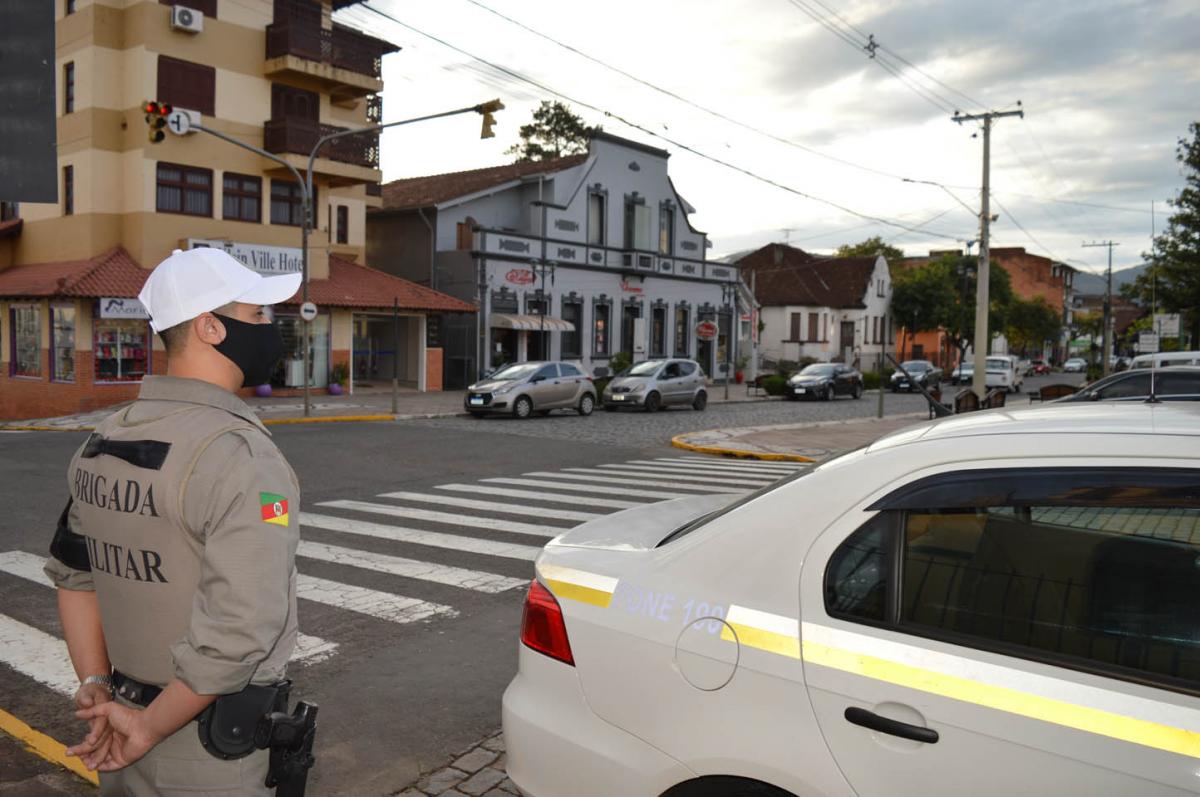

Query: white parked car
<box><xmin>1063</xmin><ymin>357</ymin><xmax>1089</xmax><ymax>373</ymax></box>
<box><xmin>503</xmin><ymin>403</ymin><xmax>1200</xmax><ymax>797</ymax></box>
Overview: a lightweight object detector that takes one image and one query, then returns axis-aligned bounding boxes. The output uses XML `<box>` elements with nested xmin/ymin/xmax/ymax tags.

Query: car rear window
<box><xmin>657</xmin><ymin>466</ymin><xmax>811</xmax><ymax>546</ymax></box>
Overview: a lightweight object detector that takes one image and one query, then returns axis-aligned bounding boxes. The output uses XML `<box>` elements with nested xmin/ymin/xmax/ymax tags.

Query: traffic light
<box><xmin>478</xmin><ymin>98</ymin><xmax>505</xmax><ymax>139</ymax></box>
<box><xmin>143</xmin><ymin>100</ymin><xmax>172</xmax><ymax>143</ymax></box>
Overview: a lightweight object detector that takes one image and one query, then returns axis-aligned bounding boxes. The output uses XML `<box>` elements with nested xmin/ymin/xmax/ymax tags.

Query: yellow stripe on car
<box><xmin>711</xmin><ymin>609</ymin><xmax>1200</xmax><ymax>759</ymax></box>
<box><xmin>538</xmin><ymin>564</ymin><xmax>618</xmax><ymax>608</ymax></box>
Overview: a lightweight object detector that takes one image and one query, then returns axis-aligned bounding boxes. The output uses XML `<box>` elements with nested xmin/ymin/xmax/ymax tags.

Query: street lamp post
<box><xmin>190</xmin><ymin>100</ymin><xmax>502</xmax><ymax>415</ymax></box>
<box><xmin>720</xmin><ymin>281</ymin><xmax>736</xmax><ymax>401</ymax></box>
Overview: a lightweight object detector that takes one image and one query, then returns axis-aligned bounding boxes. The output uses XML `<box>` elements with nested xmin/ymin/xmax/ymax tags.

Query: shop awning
<box><xmin>490</xmin><ymin>313</ymin><xmax>575</xmax><ymax>331</ymax></box>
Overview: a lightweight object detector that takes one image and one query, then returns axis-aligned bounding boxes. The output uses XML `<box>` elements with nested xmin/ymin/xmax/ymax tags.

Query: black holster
<box><xmin>196</xmin><ymin>681</ymin><xmax>318</xmax><ymax>796</ymax></box>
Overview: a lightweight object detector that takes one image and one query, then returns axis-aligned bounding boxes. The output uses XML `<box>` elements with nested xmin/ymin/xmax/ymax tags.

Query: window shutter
<box><xmin>791</xmin><ymin>313</ymin><xmax>802</xmax><ymax>341</ymax></box>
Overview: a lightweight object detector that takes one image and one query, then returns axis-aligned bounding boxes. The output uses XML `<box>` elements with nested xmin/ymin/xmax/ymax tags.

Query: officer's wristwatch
<box><xmin>82</xmin><ymin>674</ymin><xmax>113</xmax><ymax>693</ymax></box>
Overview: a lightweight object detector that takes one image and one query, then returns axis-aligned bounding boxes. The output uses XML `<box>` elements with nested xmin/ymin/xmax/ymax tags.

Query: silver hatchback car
<box><xmin>602</xmin><ymin>358</ymin><xmax>707</xmax><ymax>412</ymax></box>
<box><xmin>466</xmin><ymin>361</ymin><xmax>597</xmax><ymax>419</ymax></box>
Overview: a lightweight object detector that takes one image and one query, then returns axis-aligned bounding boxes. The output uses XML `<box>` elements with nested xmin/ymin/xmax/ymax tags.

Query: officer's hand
<box><xmin>70</xmin><ymin>702</ymin><xmax>164</xmax><ymax>772</ymax></box>
<box><xmin>68</xmin><ymin>683</ymin><xmax>114</xmax><ymax>769</ymax></box>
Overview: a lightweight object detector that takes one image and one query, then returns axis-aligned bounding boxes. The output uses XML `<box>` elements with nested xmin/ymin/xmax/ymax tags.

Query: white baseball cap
<box><xmin>138</xmin><ymin>248</ymin><xmax>302</xmax><ymax>332</ymax></box>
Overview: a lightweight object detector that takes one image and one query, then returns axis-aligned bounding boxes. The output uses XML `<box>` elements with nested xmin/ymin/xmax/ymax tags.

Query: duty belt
<box><xmin>112</xmin><ymin>670</ymin><xmax>163</xmax><ymax>708</ymax></box>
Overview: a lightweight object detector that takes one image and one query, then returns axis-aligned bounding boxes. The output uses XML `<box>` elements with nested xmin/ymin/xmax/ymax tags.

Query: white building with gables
<box><xmin>367</xmin><ymin>132</ymin><xmax>745</xmax><ymax>387</ymax></box>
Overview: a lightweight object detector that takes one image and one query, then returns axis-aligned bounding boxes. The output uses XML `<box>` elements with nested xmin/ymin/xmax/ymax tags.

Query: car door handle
<box><xmin>844</xmin><ymin>707</ymin><xmax>939</xmax><ymax>744</ymax></box>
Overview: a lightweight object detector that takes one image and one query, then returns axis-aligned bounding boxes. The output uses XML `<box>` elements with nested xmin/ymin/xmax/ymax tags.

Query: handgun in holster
<box><xmin>256</xmin><ymin>701</ymin><xmax>319</xmax><ymax>797</ymax></box>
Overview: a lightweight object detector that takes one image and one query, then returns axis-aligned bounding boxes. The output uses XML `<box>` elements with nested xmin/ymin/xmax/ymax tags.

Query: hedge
<box><xmin>761</xmin><ymin>375</ymin><xmax>789</xmax><ymax>396</ymax></box>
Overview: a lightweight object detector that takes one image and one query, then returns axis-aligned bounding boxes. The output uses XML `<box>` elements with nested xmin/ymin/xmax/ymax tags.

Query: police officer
<box><xmin>46</xmin><ymin>247</ymin><xmax>303</xmax><ymax>795</ymax></box>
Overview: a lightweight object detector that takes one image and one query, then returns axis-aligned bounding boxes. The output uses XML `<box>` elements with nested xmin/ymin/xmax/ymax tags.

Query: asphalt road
<box><xmin>0</xmin><ymin>374</ymin><xmax>1080</xmax><ymax>795</ymax></box>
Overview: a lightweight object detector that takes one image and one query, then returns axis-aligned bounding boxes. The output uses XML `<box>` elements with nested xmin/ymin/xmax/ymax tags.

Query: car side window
<box><xmin>826</xmin><ymin>470</ymin><xmax>1200</xmax><ymax>692</ymax></box>
<box><xmin>825</xmin><ymin>514</ymin><xmax>891</xmax><ymax>624</ymax></box>
<box><xmin>678</xmin><ymin>362</ymin><xmax>696</xmax><ymax>377</ymax></box>
<box><xmin>662</xmin><ymin>363</ymin><xmax>680</xmax><ymax>379</ymax></box>
<box><xmin>560</xmin><ymin>363</ymin><xmax>582</xmax><ymax>377</ymax></box>
<box><xmin>902</xmin><ymin>505</ymin><xmax>1200</xmax><ymax>687</ymax></box>
<box><xmin>1097</xmin><ymin>373</ymin><xmax>1150</xmax><ymax>399</ymax></box>
<box><xmin>1156</xmin><ymin>372</ymin><xmax>1200</xmax><ymax>395</ymax></box>
<box><xmin>534</xmin><ymin>364</ymin><xmax>559</xmax><ymax>380</ymax></box>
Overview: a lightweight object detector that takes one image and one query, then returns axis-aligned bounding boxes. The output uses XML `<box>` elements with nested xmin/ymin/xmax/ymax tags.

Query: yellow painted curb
<box><xmin>262</xmin><ymin>414</ymin><xmax>396</xmax><ymax>426</ymax></box>
<box><xmin>670</xmin><ymin>434</ymin><xmax>814</xmax><ymax>462</ymax></box>
<box><xmin>0</xmin><ymin>705</ymin><xmax>99</xmax><ymax>786</ymax></box>
<box><xmin>0</xmin><ymin>425</ymin><xmax>95</xmax><ymax>432</ymax></box>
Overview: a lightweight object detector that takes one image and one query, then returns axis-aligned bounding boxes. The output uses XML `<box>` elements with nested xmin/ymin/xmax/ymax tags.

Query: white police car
<box><xmin>503</xmin><ymin>403</ymin><xmax>1200</xmax><ymax>796</ymax></box>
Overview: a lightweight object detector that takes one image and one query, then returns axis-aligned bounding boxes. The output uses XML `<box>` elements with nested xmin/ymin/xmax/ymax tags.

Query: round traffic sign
<box><xmin>695</xmin><ymin>320</ymin><xmax>719</xmax><ymax>341</ymax></box>
<box><xmin>166</xmin><ymin>109</ymin><xmax>191</xmax><ymax>135</ymax></box>
<box><xmin>299</xmin><ymin>301</ymin><xmax>318</xmax><ymax>322</ymax></box>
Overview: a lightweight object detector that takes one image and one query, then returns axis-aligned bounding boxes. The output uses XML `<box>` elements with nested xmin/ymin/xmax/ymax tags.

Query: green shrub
<box><xmin>761</xmin><ymin>374</ymin><xmax>788</xmax><ymax>396</ymax></box>
<box><xmin>1085</xmin><ymin>364</ymin><xmax>1104</xmax><ymax>383</ymax></box>
<box><xmin>592</xmin><ymin>377</ymin><xmax>611</xmax><ymax>396</ymax></box>
<box><xmin>609</xmin><ymin>351</ymin><xmax>632</xmax><ymax>375</ymax></box>
<box><xmin>862</xmin><ymin>371</ymin><xmax>882</xmax><ymax>390</ymax></box>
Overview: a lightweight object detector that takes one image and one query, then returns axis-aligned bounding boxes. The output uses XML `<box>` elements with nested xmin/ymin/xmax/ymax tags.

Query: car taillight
<box><xmin>520</xmin><ymin>579</ymin><xmax>575</xmax><ymax>666</ymax></box>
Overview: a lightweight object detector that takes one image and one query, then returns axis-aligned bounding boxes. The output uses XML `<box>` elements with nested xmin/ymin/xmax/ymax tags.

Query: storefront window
<box><xmin>10</xmin><ymin>305</ymin><xmax>40</xmax><ymax>377</ymax></box>
<box><xmin>674</xmin><ymin>304</ymin><xmax>690</xmax><ymax>357</ymax></box>
<box><xmin>51</xmin><ymin>304</ymin><xmax>76</xmax><ymax>382</ymax></box>
<box><xmin>94</xmin><ymin>316</ymin><xmax>150</xmax><ymax>382</ymax></box>
<box><xmin>561</xmin><ymin>299</ymin><xmax>583</xmax><ymax>359</ymax></box>
<box><xmin>273</xmin><ymin>312</ymin><xmax>330</xmax><ymax>389</ymax></box>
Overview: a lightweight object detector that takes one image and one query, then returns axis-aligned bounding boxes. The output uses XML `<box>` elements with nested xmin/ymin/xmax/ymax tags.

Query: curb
<box><xmin>0</xmin><ymin>425</ymin><xmax>95</xmax><ymax>432</ymax></box>
<box><xmin>670</xmin><ymin>434</ymin><xmax>815</xmax><ymax>463</ymax></box>
<box><xmin>262</xmin><ymin>414</ymin><xmax>397</xmax><ymax>426</ymax></box>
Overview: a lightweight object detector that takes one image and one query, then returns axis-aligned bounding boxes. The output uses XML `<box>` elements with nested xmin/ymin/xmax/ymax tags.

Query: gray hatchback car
<box><xmin>466</xmin><ymin>361</ymin><xmax>597</xmax><ymax>418</ymax></box>
<box><xmin>602</xmin><ymin>358</ymin><xmax>707</xmax><ymax>411</ymax></box>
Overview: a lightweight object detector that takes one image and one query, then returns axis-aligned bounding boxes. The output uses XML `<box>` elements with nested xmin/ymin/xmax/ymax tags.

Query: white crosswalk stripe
<box><xmin>377</xmin><ymin>491</ymin><xmax>602</xmax><ymax>522</ymax></box>
<box><xmin>0</xmin><ymin>614</ymin><xmax>78</xmax><ymax>696</ymax></box>
<box><xmin>436</xmin><ymin>483</ymin><xmax>646</xmax><ymax>510</ymax></box>
<box><xmin>486</xmin><ymin>475</ymin><xmax>743</xmax><ymax>498</ymax></box>
<box><xmin>534</xmin><ymin>470</ymin><xmax>762</xmax><ymax>491</ymax></box>
<box><xmin>301</xmin><ymin>513</ymin><xmax>541</xmax><ymax>561</ymax></box>
<box><xmin>657</xmin><ymin>456</ymin><xmax>801</xmax><ymax>472</ymax></box>
<box><xmin>298</xmin><ymin>541</ymin><xmax>527</xmax><ymax>593</ymax></box>
<box><xmin>317</xmin><ymin>500</ymin><xmax>561</xmax><ymax>538</ymax></box>
<box><xmin>0</xmin><ymin>550</ymin><xmax>338</xmax><ymax>666</ymax></box>
<box><xmin>587</xmin><ymin>465</ymin><xmax>773</xmax><ymax>486</ymax></box>
<box><xmin>297</xmin><ymin>574</ymin><xmax>458</xmax><ymax>624</ymax></box>
<box><xmin>625</xmin><ymin>459</ymin><xmax>799</xmax><ymax>476</ymax></box>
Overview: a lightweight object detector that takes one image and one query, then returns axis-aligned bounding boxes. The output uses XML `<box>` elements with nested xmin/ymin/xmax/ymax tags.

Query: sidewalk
<box><xmin>0</xmin><ymin>382</ymin><xmax>778</xmax><ymax>431</ymax></box>
<box><xmin>673</xmin><ymin>412</ymin><xmax>929</xmax><ymax>461</ymax></box>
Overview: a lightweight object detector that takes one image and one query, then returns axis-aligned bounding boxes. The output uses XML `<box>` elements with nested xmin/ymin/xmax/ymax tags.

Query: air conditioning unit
<box><xmin>170</xmin><ymin>5</ymin><xmax>204</xmax><ymax>34</ymax></box>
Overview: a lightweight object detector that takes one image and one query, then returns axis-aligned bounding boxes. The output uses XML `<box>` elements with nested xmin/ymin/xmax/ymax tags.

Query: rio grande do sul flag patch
<box><xmin>259</xmin><ymin>492</ymin><xmax>289</xmax><ymax>526</ymax></box>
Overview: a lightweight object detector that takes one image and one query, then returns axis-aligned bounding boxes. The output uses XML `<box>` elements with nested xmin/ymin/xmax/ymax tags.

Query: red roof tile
<box><xmin>734</xmin><ymin>243</ymin><xmax>879</xmax><ymax>309</ymax></box>
<box><xmin>280</xmin><ymin>256</ymin><xmax>476</xmax><ymax>313</ymax></box>
<box><xmin>0</xmin><ymin>247</ymin><xmax>148</xmax><ymax>299</ymax></box>
<box><xmin>379</xmin><ymin>154</ymin><xmax>589</xmax><ymax>211</ymax></box>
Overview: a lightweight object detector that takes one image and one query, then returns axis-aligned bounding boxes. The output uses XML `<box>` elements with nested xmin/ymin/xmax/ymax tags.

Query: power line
<box><xmin>351</xmin><ymin>1</ymin><xmax>969</xmax><ymax>242</ymax></box>
<box><xmin>989</xmin><ymin>192</ymin><xmax>1068</xmax><ymax>264</ymax></box>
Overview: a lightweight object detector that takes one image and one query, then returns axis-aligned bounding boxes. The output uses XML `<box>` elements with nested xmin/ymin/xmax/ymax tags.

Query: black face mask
<box><xmin>212</xmin><ymin>313</ymin><xmax>286</xmax><ymax>387</ymax></box>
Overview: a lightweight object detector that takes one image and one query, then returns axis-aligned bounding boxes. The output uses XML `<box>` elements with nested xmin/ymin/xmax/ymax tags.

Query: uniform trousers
<box><xmin>97</xmin><ymin>697</ymin><xmax>270</xmax><ymax>797</ymax></box>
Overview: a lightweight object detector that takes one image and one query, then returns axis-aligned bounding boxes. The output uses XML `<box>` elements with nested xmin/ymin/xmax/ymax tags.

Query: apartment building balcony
<box><xmin>264</xmin><ymin>22</ymin><xmax>399</xmax><ymax>101</ymax></box>
<box><xmin>263</xmin><ymin>117</ymin><xmax>382</xmax><ymax>186</ymax></box>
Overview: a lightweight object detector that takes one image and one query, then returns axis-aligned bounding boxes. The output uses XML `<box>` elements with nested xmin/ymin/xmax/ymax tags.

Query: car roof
<box><xmin>868</xmin><ymin>402</ymin><xmax>1200</xmax><ymax>453</ymax></box>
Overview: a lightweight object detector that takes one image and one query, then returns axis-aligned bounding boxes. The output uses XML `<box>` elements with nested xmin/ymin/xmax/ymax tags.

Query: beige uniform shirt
<box><xmin>45</xmin><ymin>375</ymin><xmax>300</xmax><ymax>696</ymax></box>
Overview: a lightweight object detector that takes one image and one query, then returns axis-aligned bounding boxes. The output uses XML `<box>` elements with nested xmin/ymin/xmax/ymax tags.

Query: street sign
<box><xmin>299</xmin><ymin>301</ymin><xmax>318</xmax><ymax>322</ymax></box>
<box><xmin>1154</xmin><ymin>313</ymin><xmax>1181</xmax><ymax>337</ymax></box>
<box><xmin>166</xmin><ymin>109</ymin><xmax>191</xmax><ymax>135</ymax></box>
<box><xmin>695</xmin><ymin>320</ymin><xmax>718</xmax><ymax>341</ymax></box>
<box><xmin>1138</xmin><ymin>332</ymin><xmax>1159</xmax><ymax>353</ymax></box>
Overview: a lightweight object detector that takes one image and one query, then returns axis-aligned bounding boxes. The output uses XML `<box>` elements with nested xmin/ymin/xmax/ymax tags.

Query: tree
<box><xmin>1070</xmin><ymin>311</ymin><xmax>1104</xmax><ymax>366</ymax></box>
<box><xmin>890</xmin><ymin>254</ymin><xmax>1014</xmax><ymax>364</ymax></box>
<box><xmin>506</xmin><ymin>101</ymin><xmax>600</xmax><ymax>162</ymax></box>
<box><xmin>1123</xmin><ymin>121</ymin><xmax>1200</xmax><ymax>346</ymax></box>
<box><xmin>835</xmin><ymin>236</ymin><xmax>904</xmax><ymax>262</ymax></box>
<box><xmin>1005</xmin><ymin>296</ymin><xmax>1062</xmax><ymax>356</ymax></box>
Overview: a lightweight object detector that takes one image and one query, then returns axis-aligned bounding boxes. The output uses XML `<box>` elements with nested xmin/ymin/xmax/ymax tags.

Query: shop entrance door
<box><xmin>353</xmin><ymin>315</ymin><xmax>409</xmax><ymax>387</ymax></box>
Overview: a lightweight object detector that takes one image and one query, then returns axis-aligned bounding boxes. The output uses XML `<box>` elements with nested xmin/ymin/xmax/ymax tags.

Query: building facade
<box><xmin>893</xmin><ymin>247</ymin><xmax>1077</xmax><ymax>368</ymax></box>
<box><xmin>368</xmin><ymin>133</ymin><xmax>745</xmax><ymax>387</ymax></box>
<box><xmin>0</xmin><ymin>0</ymin><xmax>472</xmax><ymax>420</ymax></box>
<box><xmin>734</xmin><ymin>244</ymin><xmax>893</xmax><ymax>369</ymax></box>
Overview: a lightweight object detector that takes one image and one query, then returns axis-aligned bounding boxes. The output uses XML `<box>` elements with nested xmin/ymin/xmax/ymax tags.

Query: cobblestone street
<box><xmin>395</xmin><ymin>731</ymin><xmax>516</xmax><ymax>797</ymax></box>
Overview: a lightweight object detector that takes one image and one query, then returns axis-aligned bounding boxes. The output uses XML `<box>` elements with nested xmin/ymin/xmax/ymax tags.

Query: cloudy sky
<box><xmin>337</xmin><ymin>0</ymin><xmax>1199</xmax><ymax>276</ymax></box>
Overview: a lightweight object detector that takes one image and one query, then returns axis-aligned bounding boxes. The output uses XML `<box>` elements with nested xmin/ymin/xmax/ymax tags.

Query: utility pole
<box><xmin>1082</xmin><ymin>240</ymin><xmax>1120</xmax><ymax>376</ymax></box>
<box><xmin>953</xmin><ymin>106</ymin><xmax>1024</xmax><ymax>398</ymax></box>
